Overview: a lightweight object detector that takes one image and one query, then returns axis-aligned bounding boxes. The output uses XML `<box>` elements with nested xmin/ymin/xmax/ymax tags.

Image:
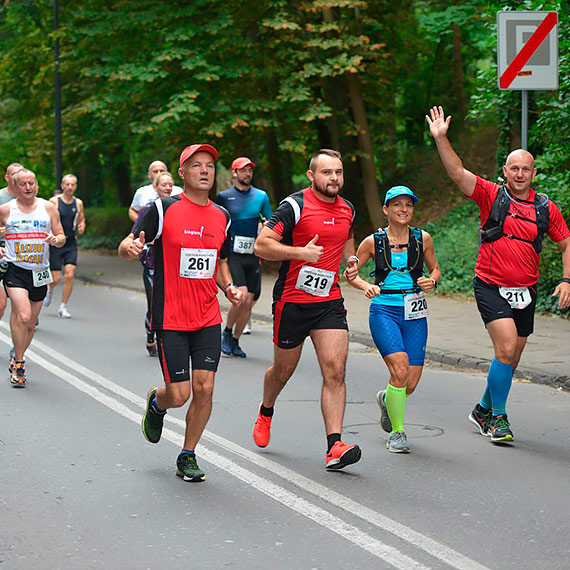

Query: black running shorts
<box><xmin>272</xmin><ymin>298</ymin><xmax>348</xmax><ymax>349</ymax></box>
<box><xmin>473</xmin><ymin>276</ymin><xmax>537</xmax><ymax>337</ymax></box>
<box><xmin>228</xmin><ymin>253</ymin><xmax>261</xmax><ymax>299</ymax></box>
<box><xmin>156</xmin><ymin>325</ymin><xmax>221</xmax><ymax>382</ymax></box>
<box><xmin>4</xmin><ymin>263</ymin><xmax>48</xmax><ymax>303</ymax></box>
<box><xmin>50</xmin><ymin>240</ymin><xmax>78</xmax><ymax>271</ymax></box>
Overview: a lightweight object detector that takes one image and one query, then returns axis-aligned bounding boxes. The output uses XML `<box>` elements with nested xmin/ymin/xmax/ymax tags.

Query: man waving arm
<box><xmin>426</xmin><ymin>106</ymin><xmax>477</xmax><ymax>197</ymax></box>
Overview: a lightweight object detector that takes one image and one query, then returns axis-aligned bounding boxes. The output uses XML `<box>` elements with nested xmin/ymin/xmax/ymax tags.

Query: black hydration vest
<box><xmin>372</xmin><ymin>226</ymin><xmax>424</xmax><ymax>289</ymax></box>
<box><xmin>480</xmin><ymin>185</ymin><xmax>550</xmax><ymax>254</ymax></box>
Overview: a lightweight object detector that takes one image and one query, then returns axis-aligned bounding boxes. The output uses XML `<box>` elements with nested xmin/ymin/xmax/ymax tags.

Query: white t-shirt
<box><xmin>130</xmin><ymin>183</ymin><xmax>183</xmax><ymax>212</ymax></box>
<box><xmin>5</xmin><ymin>198</ymin><xmax>52</xmax><ymax>270</ymax></box>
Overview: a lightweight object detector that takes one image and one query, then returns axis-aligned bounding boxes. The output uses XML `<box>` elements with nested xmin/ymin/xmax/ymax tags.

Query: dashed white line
<box><xmin>2</xmin><ymin>326</ymin><xmax>489</xmax><ymax>570</ymax></box>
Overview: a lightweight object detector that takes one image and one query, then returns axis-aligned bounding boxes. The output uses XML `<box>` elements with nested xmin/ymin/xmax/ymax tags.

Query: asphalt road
<box><xmin>1</xmin><ymin>281</ymin><xmax>569</xmax><ymax>569</ymax></box>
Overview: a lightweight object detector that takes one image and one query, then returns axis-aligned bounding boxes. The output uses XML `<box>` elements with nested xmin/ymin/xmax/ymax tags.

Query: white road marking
<box><xmin>2</xmin><ymin>326</ymin><xmax>489</xmax><ymax>570</ymax></box>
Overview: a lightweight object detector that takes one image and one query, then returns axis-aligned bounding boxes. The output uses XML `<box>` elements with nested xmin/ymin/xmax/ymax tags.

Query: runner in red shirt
<box><xmin>252</xmin><ymin>149</ymin><xmax>362</xmax><ymax>471</ymax></box>
<box><xmin>119</xmin><ymin>144</ymin><xmax>243</xmax><ymax>482</ymax></box>
<box><xmin>427</xmin><ymin>106</ymin><xmax>570</xmax><ymax>444</ymax></box>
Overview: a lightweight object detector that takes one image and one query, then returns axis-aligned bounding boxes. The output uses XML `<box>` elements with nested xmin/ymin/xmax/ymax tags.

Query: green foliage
<box><xmin>424</xmin><ymin>202</ymin><xmax>480</xmax><ymax>295</ymax></box>
<box><xmin>536</xmin><ymin>239</ymin><xmax>567</xmax><ymax>315</ymax></box>
<box><xmin>79</xmin><ymin>207</ymin><xmax>131</xmax><ymax>250</ymax></box>
<box><xmin>1</xmin><ymin>0</ymin><xmax>568</xmax><ymax>299</ymax></box>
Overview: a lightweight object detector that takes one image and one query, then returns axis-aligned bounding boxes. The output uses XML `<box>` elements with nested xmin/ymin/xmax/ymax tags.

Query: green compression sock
<box><xmin>385</xmin><ymin>385</ymin><xmax>406</xmax><ymax>432</ymax></box>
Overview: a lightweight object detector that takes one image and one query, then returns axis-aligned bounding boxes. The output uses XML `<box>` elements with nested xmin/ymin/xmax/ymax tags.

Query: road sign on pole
<box><xmin>497</xmin><ymin>11</ymin><xmax>558</xmax><ymax>90</ymax></box>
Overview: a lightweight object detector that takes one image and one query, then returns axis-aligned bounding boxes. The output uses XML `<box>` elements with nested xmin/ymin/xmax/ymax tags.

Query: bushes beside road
<box><xmin>344</xmin><ymin>201</ymin><xmax>568</xmax><ymax>318</ymax></box>
<box><xmin>85</xmin><ymin>203</ymin><xmax>567</xmax><ymax>318</ymax></box>
<box><xmin>80</xmin><ymin>207</ymin><xmax>132</xmax><ymax>250</ymax></box>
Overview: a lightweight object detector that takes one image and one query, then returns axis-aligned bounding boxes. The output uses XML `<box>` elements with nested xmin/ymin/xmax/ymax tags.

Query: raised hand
<box><xmin>426</xmin><ymin>106</ymin><xmax>451</xmax><ymax>139</ymax></box>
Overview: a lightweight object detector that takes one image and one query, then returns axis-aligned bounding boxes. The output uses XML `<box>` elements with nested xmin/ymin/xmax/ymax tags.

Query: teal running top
<box><xmin>370</xmin><ymin>251</ymin><xmax>414</xmax><ymax>307</ymax></box>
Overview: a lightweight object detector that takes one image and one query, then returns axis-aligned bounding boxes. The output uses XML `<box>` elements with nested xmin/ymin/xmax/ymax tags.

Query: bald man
<box><xmin>427</xmin><ymin>106</ymin><xmax>570</xmax><ymax>445</ymax></box>
<box><xmin>128</xmin><ymin>160</ymin><xmax>183</xmax><ymax>222</ymax></box>
<box><xmin>0</xmin><ymin>163</ymin><xmax>24</xmax><ymax>322</ymax></box>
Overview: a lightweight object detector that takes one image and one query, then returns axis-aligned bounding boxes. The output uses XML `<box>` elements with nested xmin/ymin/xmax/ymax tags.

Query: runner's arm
<box><xmin>426</xmin><ymin>106</ymin><xmax>477</xmax><ymax>196</ymax></box>
<box><xmin>0</xmin><ymin>203</ymin><xmax>8</xmax><ymax>239</ymax></box>
<box><xmin>551</xmin><ymin>236</ymin><xmax>570</xmax><ymax>309</ymax></box>
<box><xmin>76</xmin><ymin>198</ymin><xmax>86</xmax><ymax>235</ymax></box>
<box><xmin>216</xmin><ymin>258</ymin><xmax>244</xmax><ymax>307</ymax></box>
<box><xmin>341</xmin><ymin>236</ymin><xmax>359</xmax><ymax>281</ymax></box>
<box><xmin>417</xmin><ymin>231</ymin><xmax>441</xmax><ymax>293</ymax></box>
<box><xmin>128</xmin><ymin>206</ymin><xmax>140</xmax><ymax>223</ymax></box>
<box><xmin>254</xmin><ymin>226</ymin><xmax>323</xmax><ymax>263</ymax></box>
<box><xmin>45</xmin><ymin>201</ymin><xmax>66</xmax><ymax>247</ymax></box>
<box><xmin>343</xmin><ymin>235</ymin><xmax>380</xmax><ymax>299</ymax></box>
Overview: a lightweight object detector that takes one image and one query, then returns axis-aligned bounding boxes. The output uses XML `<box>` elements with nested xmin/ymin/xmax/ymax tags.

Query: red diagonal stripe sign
<box><xmin>499</xmin><ymin>12</ymin><xmax>557</xmax><ymax>89</ymax></box>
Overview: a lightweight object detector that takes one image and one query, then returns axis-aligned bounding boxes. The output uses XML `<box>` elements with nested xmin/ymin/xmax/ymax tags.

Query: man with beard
<box><xmin>214</xmin><ymin>157</ymin><xmax>272</xmax><ymax>357</ymax></box>
<box><xmin>251</xmin><ymin>149</ymin><xmax>362</xmax><ymax>471</ymax></box>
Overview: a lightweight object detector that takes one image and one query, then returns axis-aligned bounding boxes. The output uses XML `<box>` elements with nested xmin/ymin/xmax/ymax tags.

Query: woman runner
<box><xmin>345</xmin><ymin>186</ymin><xmax>441</xmax><ymax>453</ymax></box>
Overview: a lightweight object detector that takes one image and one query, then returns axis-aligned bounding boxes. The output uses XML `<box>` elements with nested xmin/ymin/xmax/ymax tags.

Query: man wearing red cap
<box><xmin>214</xmin><ymin>157</ymin><xmax>272</xmax><ymax>357</ymax></box>
<box><xmin>119</xmin><ymin>144</ymin><xmax>243</xmax><ymax>482</ymax></box>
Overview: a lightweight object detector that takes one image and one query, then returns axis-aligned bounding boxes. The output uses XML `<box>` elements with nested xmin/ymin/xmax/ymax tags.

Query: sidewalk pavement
<box><xmin>75</xmin><ymin>249</ymin><xmax>570</xmax><ymax>390</ymax></box>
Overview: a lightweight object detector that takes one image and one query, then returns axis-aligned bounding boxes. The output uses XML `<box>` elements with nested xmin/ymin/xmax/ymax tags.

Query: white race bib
<box><xmin>499</xmin><ymin>286</ymin><xmax>531</xmax><ymax>309</ymax></box>
<box><xmin>233</xmin><ymin>236</ymin><xmax>255</xmax><ymax>255</ymax></box>
<box><xmin>179</xmin><ymin>248</ymin><xmax>216</xmax><ymax>279</ymax></box>
<box><xmin>295</xmin><ymin>265</ymin><xmax>335</xmax><ymax>297</ymax></box>
<box><xmin>404</xmin><ymin>291</ymin><xmax>429</xmax><ymax>321</ymax></box>
<box><xmin>33</xmin><ymin>267</ymin><xmax>53</xmax><ymax>287</ymax></box>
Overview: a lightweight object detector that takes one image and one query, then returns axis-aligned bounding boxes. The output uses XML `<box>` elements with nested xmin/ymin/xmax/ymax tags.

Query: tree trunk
<box><xmin>111</xmin><ymin>146</ymin><xmax>131</xmax><ymax>206</ymax></box>
<box><xmin>265</xmin><ymin>129</ymin><xmax>289</xmax><ymax>203</ymax></box>
<box><xmin>345</xmin><ymin>72</ymin><xmax>383</xmax><ymax>229</ymax></box>
<box><xmin>452</xmin><ymin>23</ymin><xmax>467</xmax><ymax>127</ymax></box>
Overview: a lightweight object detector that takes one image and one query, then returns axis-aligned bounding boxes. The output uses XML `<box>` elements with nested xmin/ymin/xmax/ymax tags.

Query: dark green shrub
<box><xmin>79</xmin><ymin>207</ymin><xmax>132</xmax><ymax>250</ymax></box>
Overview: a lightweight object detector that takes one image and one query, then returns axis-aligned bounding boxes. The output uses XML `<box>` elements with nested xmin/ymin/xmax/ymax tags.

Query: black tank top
<box><xmin>58</xmin><ymin>197</ymin><xmax>78</xmax><ymax>244</ymax></box>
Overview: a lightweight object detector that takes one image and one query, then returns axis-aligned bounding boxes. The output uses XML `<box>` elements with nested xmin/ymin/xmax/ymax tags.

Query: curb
<box><xmin>76</xmin><ymin>274</ymin><xmax>570</xmax><ymax>392</ymax></box>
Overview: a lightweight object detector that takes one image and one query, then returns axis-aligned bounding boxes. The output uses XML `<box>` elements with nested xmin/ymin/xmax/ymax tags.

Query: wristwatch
<box><xmin>561</xmin><ymin>278</ymin><xmax>570</xmax><ymax>284</ymax></box>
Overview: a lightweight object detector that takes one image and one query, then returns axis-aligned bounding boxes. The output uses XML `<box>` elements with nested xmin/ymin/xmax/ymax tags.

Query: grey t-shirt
<box><xmin>0</xmin><ymin>187</ymin><xmax>15</xmax><ymax>205</ymax></box>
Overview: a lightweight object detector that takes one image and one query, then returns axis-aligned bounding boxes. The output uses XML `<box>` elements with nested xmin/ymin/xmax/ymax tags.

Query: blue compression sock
<box><xmin>479</xmin><ymin>386</ymin><xmax>492</xmax><ymax>410</ymax></box>
<box><xmin>487</xmin><ymin>358</ymin><xmax>514</xmax><ymax>416</ymax></box>
<box><xmin>180</xmin><ymin>449</ymin><xmax>195</xmax><ymax>456</ymax></box>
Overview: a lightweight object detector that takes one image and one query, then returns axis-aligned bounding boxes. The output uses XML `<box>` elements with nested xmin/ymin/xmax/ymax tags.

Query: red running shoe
<box><xmin>325</xmin><ymin>440</ymin><xmax>361</xmax><ymax>470</ymax></box>
<box><xmin>253</xmin><ymin>404</ymin><xmax>272</xmax><ymax>448</ymax></box>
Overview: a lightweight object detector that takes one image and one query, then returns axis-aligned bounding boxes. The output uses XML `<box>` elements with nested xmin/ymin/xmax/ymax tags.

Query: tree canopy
<box><xmin>0</xmin><ymin>0</ymin><xmax>568</xmax><ymax>235</ymax></box>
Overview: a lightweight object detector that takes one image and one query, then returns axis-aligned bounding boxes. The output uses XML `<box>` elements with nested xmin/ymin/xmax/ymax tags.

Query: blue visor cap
<box><xmin>384</xmin><ymin>186</ymin><xmax>419</xmax><ymax>205</ymax></box>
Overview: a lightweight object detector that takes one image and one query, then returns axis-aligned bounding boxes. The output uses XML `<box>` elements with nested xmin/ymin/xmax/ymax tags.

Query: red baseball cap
<box><xmin>179</xmin><ymin>144</ymin><xmax>219</xmax><ymax>168</ymax></box>
<box><xmin>231</xmin><ymin>157</ymin><xmax>256</xmax><ymax>171</ymax></box>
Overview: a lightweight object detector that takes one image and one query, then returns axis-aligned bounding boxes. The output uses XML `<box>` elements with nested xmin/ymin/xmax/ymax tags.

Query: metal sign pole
<box><xmin>521</xmin><ymin>90</ymin><xmax>528</xmax><ymax>150</ymax></box>
<box><xmin>53</xmin><ymin>0</ymin><xmax>62</xmax><ymax>189</ymax></box>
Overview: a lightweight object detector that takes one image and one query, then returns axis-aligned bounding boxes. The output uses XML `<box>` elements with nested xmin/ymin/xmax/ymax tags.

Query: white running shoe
<box><xmin>58</xmin><ymin>306</ymin><xmax>72</xmax><ymax>319</ymax></box>
<box><xmin>243</xmin><ymin>319</ymin><xmax>252</xmax><ymax>335</ymax></box>
<box><xmin>43</xmin><ymin>288</ymin><xmax>52</xmax><ymax>307</ymax></box>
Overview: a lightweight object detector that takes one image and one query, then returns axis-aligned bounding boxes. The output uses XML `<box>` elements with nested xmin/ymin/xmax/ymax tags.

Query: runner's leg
<box><xmin>310</xmin><ymin>329</ymin><xmax>349</xmax><ymax>435</ymax></box>
<box><xmin>262</xmin><ymin>343</ymin><xmax>303</xmax><ymax>408</ymax></box>
<box><xmin>183</xmin><ymin>369</ymin><xmax>215</xmax><ymax>450</ymax></box>
<box><xmin>61</xmin><ymin>263</ymin><xmax>76</xmax><ymax>305</ymax></box>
